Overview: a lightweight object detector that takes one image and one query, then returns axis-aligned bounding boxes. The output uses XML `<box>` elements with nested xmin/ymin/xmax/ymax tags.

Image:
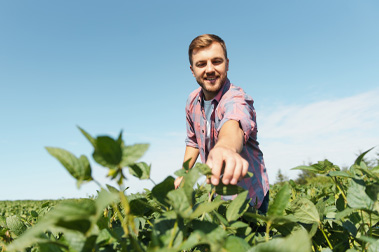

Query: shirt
<box><xmin>185</xmin><ymin>78</ymin><xmax>270</xmax><ymax>208</ymax></box>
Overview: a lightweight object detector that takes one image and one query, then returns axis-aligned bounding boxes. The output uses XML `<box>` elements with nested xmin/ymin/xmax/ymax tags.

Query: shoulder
<box><xmin>221</xmin><ymin>83</ymin><xmax>254</xmax><ymax>104</ymax></box>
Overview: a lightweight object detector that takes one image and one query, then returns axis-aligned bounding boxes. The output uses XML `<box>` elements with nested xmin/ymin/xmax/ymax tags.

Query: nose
<box><xmin>205</xmin><ymin>61</ymin><xmax>215</xmax><ymax>73</ymax></box>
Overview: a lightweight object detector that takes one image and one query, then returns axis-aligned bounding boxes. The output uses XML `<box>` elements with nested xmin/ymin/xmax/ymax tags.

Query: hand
<box><xmin>206</xmin><ymin>146</ymin><xmax>248</xmax><ymax>185</ymax></box>
<box><xmin>174</xmin><ymin>176</ymin><xmax>183</xmax><ymax>189</ymax></box>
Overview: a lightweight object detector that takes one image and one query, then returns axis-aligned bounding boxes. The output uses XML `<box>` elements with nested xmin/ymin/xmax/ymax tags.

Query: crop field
<box><xmin>1</xmin><ymin>127</ymin><xmax>379</xmax><ymax>252</ymax></box>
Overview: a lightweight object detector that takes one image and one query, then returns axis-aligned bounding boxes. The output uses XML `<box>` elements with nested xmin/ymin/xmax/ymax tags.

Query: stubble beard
<box><xmin>196</xmin><ymin>74</ymin><xmax>227</xmax><ymax>100</ymax></box>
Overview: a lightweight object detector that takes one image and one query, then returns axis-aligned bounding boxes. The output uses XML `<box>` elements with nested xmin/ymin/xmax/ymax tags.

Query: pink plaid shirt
<box><xmin>185</xmin><ymin>79</ymin><xmax>269</xmax><ymax>208</ymax></box>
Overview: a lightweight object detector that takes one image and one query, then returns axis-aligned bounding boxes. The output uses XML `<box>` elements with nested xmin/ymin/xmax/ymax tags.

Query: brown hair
<box><xmin>188</xmin><ymin>34</ymin><xmax>227</xmax><ymax>65</ymax></box>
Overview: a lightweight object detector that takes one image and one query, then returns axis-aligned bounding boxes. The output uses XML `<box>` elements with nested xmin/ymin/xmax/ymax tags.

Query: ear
<box><xmin>190</xmin><ymin>65</ymin><xmax>195</xmax><ymax>77</ymax></box>
<box><xmin>226</xmin><ymin>58</ymin><xmax>229</xmax><ymax>71</ymax></box>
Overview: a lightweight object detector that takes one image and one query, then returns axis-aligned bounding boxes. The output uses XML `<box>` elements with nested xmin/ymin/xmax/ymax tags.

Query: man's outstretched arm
<box><xmin>206</xmin><ymin>120</ymin><xmax>249</xmax><ymax>186</ymax></box>
<box><xmin>174</xmin><ymin>146</ymin><xmax>200</xmax><ymax>188</ymax></box>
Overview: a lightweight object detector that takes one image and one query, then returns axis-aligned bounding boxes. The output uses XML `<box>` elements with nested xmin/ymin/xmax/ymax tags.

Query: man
<box><xmin>174</xmin><ymin>34</ymin><xmax>270</xmax><ymax>213</ymax></box>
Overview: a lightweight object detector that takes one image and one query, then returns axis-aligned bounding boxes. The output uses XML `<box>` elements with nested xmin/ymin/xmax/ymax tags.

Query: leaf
<box><xmin>45</xmin><ymin>147</ymin><xmax>92</xmax><ymax>187</ymax></box>
<box><xmin>151</xmin><ymin>176</ymin><xmax>175</xmax><ymax>207</ymax></box>
<box><xmin>128</xmin><ymin>162</ymin><xmax>150</xmax><ymax>180</ymax></box>
<box><xmin>223</xmin><ymin>236</ymin><xmax>251</xmax><ymax>252</ymax></box>
<box><xmin>291</xmin><ymin>198</ymin><xmax>320</xmax><ymax>224</ymax></box>
<box><xmin>190</xmin><ymin>201</ymin><xmax>225</xmax><ymax>219</ymax></box>
<box><xmin>106</xmin><ymin>184</ymin><xmax>119</xmax><ymax>193</ymax></box>
<box><xmin>368</xmin><ymin>238</ymin><xmax>379</xmax><ymax>252</ymax></box>
<box><xmin>77</xmin><ymin>126</ymin><xmax>96</xmax><ymax>147</ymax></box>
<box><xmin>120</xmin><ymin>143</ymin><xmax>149</xmax><ymax>167</ymax></box>
<box><xmin>6</xmin><ymin>216</ymin><xmax>27</xmax><ymax>236</ymax></box>
<box><xmin>268</xmin><ymin>183</ymin><xmax>291</xmax><ymax>216</ymax></box>
<box><xmin>327</xmin><ymin>171</ymin><xmax>353</xmax><ymax>178</ymax></box>
<box><xmin>215</xmin><ymin>184</ymin><xmax>246</xmax><ymax>195</ymax></box>
<box><xmin>347</xmin><ymin>178</ymin><xmax>373</xmax><ymax>210</ymax></box>
<box><xmin>248</xmin><ymin>229</ymin><xmax>312</xmax><ymax>252</ymax></box>
<box><xmin>226</xmin><ymin>191</ymin><xmax>249</xmax><ymax>222</ymax></box>
<box><xmin>355</xmin><ymin>147</ymin><xmax>375</xmax><ymax>165</ymax></box>
<box><xmin>167</xmin><ymin>188</ymin><xmax>193</xmax><ymax>218</ymax></box>
<box><xmin>194</xmin><ymin>163</ymin><xmax>212</xmax><ymax>176</ymax></box>
<box><xmin>95</xmin><ymin>136</ymin><xmax>123</xmax><ymax>166</ymax></box>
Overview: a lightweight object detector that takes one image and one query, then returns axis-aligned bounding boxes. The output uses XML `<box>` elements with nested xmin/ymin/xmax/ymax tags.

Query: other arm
<box><xmin>174</xmin><ymin>146</ymin><xmax>200</xmax><ymax>188</ymax></box>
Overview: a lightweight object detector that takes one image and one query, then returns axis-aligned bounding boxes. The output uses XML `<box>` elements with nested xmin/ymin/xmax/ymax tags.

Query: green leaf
<box><xmin>174</xmin><ymin>169</ymin><xmax>187</xmax><ymax>177</ymax></box>
<box><xmin>167</xmin><ymin>188</ymin><xmax>193</xmax><ymax>218</ymax></box>
<box><xmin>368</xmin><ymin>238</ymin><xmax>379</xmax><ymax>252</ymax></box>
<box><xmin>347</xmin><ymin>178</ymin><xmax>373</xmax><ymax>210</ymax></box>
<box><xmin>223</xmin><ymin>236</ymin><xmax>250</xmax><ymax>252</ymax></box>
<box><xmin>190</xmin><ymin>201</ymin><xmax>225</xmax><ymax>219</ymax></box>
<box><xmin>6</xmin><ymin>216</ymin><xmax>27</xmax><ymax>236</ymax></box>
<box><xmin>45</xmin><ymin>147</ymin><xmax>92</xmax><ymax>187</ymax></box>
<box><xmin>106</xmin><ymin>184</ymin><xmax>119</xmax><ymax>193</ymax></box>
<box><xmin>120</xmin><ymin>143</ymin><xmax>149</xmax><ymax>167</ymax></box>
<box><xmin>77</xmin><ymin>126</ymin><xmax>96</xmax><ymax>147</ymax></box>
<box><xmin>152</xmin><ymin>176</ymin><xmax>175</xmax><ymax>207</ymax></box>
<box><xmin>355</xmin><ymin>147</ymin><xmax>375</xmax><ymax>165</ymax></box>
<box><xmin>248</xmin><ymin>229</ymin><xmax>312</xmax><ymax>252</ymax></box>
<box><xmin>128</xmin><ymin>162</ymin><xmax>151</xmax><ymax>180</ymax></box>
<box><xmin>95</xmin><ymin>136</ymin><xmax>123</xmax><ymax>166</ymax></box>
<box><xmin>194</xmin><ymin>163</ymin><xmax>212</xmax><ymax>176</ymax></box>
<box><xmin>226</xmin><ymin>191</ymin><xmax>249</xmax><ymax>222</ymax></box>
<box><xmin>291</xmin><ymin>198</ymin><xmax>320</xmax><ymax>224</ymax></box>
<box><xmin>215</xmin><ymin>184</ymin><xmax>246</xmax><ymax>195</ymax></box>
<box><xmin>268</xmin><ymin>183</ymin><xmax>291</xmax><ymax>216</ymax></box>
<box><xmin>327</xmin><ymin>170</ymin><xmax>353</xmax><ymax>178</ymax></box>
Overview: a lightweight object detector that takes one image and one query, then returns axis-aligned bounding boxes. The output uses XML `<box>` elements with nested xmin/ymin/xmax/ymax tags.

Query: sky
<box><xmin>1</xmin><ymin>0</ymin><xmax>378</xmax><ymax>200</ymax></box>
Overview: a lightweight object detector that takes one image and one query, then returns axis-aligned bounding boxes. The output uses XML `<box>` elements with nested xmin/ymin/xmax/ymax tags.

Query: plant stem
<box><xmin>333</xmin><ymin>177</ymin><xmax>347</xmax><ymax>202</ymax></box>
<box><xmin>320</xmin><ymin>226</ymin><xmax>333</xmax><ymax>250</ymax></box>
<box><xmin>168</xmin><ymin>220</ymin><xmax>179</xmax><ymax>248</ymax></box>
<box><xmin>265</xmin><ymin>221</ymin><xmax>271</xmax><ymax>242</ymax></box>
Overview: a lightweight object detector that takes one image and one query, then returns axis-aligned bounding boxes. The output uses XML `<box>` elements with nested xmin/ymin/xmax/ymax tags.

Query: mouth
<box><xmin>204</xmin><ymin>76</ymin><xmax>219</xmax><ymax>82</ymax></box>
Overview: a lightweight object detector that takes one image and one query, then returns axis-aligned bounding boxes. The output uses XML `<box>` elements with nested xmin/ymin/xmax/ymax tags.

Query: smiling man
<box><xmin>175</xmin><ymin>34</ymin><xmax>270</xmax><ymax>213</ymax></box>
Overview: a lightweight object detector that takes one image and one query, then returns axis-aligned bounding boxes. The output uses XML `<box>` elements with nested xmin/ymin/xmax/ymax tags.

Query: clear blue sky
<box><xmin>1</xmin><ymin>0</ymin><xmax>378</xmax><ymax>200</ymax></box>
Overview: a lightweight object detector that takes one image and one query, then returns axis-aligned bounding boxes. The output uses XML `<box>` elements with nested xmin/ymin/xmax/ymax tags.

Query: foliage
<box><xmin>1</xmin><ymin>127</ymin><xmax>379</xmax><ymax>252</ymax></box>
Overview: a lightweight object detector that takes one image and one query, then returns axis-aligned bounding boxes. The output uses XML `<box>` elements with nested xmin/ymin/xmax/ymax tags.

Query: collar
<box><xmin>197</xmin><ymin>78</ymin><xmax>231</xmax><ymax>105</ymax></box>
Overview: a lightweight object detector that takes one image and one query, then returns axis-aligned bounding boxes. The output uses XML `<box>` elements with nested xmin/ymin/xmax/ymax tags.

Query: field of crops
<box><xmin>1</xmin><ymin>127</ymin><xmax>379</xmax><ymax>252</ymax></box>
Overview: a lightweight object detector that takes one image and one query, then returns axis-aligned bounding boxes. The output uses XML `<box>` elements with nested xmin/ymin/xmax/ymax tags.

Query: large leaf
<box><xmin>347</xmin><ymin>178</ymin><xmax>373</xmax><ymax>210</ymax></box>
<box><xmin>120</xmin><ymin>143</ymin><xmax>149</xmax><ymax>167</ymax></box>
<box><xmin>223</xmin><ymin>236</ymin><xmax>251</xmax><ymax>252</ymax></box>
<box><xmin>248</xmin><ymin>229</ymin><xmax>312</xmax><ymax>252</ymax></box>
<box><xmin>226</xmin><ymin>191</ymin><xmax>249</xmax><ymax>222</ymax></box>
<box><xmin>291</xmin><ymin>198</ymin><xmax>320</xmax><ymax>224</ymax></box>
<box><xmin>268</xmin><ymin>183</ymin><xmax>291</xmax><ymax>216</ymax></box>
<box><xmin>95</xmin><ymin>136</ymin><xmax>123</xmax><ymax>166</ymax></box>
<box><xmin>6</xmin><ymin>216</ymin><xmax>27</xmax><ymax>236</ymax></box>
<box><xmin>128</xmin><ymin>162</ymin><xmax>151</xmax><ymax>180</ymax></box>
<box><xmin>45</xmin><ymin>147</ymin><xmax>92</xmax><ymax>187</ymax></box>
<box><xmin>167</xmin><ymin>188</ymin><xmax>193</xmax><ymax>218</ymax></box>
<box><xmin>151</xmin><ymin>176</ymin><xmax>175</xmax><ymax>207</ymax></box>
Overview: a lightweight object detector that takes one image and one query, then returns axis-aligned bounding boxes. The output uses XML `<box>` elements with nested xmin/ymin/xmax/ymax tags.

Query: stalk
<box><xmin>333</xmin><ymin>177</ymin><xmax>347</xmax><ymax>202</ymax></box>
<box><xmin>320</xmin><ymin>226</ymin><xmax>333</xmax><ymax>250</ymax></box>
<box><xmin>265</xmin><ymin>221</ymin><xmax>271</xmax><ymax>242</ymax></box>
<box><xmin>168</xmin><ymin>220</ymin><xmax>179</xmax><ymax>248</ymax></box>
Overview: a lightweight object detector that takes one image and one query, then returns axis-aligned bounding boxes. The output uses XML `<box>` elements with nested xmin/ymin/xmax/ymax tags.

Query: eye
<box><xmin>212</xmin><ymin>59</ymin><xmax>223</xmax><ymax>65</ymax></box>
<box><xmin>196</xmin><ymin>62</ymin><xmax>206</xmax><ymax>68</ymax></box>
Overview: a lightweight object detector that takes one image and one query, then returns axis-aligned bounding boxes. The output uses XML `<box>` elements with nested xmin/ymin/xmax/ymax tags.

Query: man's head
<box><xmin>189</xmin><ymin>34</ymin><xmax>229</xmax><ymax>100</ymax></box>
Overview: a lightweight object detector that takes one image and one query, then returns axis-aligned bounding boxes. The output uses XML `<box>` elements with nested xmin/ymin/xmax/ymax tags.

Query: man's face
<box><xmin>190</xmin><ymin>42</ymin><xmax>229</xmax><ymax>100</ymax></box>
